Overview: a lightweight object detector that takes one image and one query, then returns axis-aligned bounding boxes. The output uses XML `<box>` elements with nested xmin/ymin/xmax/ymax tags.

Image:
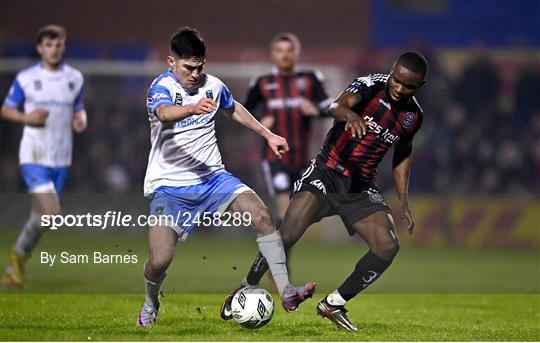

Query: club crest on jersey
<box><xmin>34</xmin><ymin>80</ymin><xmax>42</xmax><ymax>91</ymax></box>
<box><xmin>403</xmin><ymin>112</ymin><xmax>415</xmax><ymax>129</ymax></box>
<box><xmin>68</xmin><ymin>81</ymin><xmax>75</xmax><ymax>91</ymax></box>
<box><xmin>174</xmin><ymin>93</ymin><xmax>183</xmax><ymax>106</ymax></box>
<box><xmin>205</xmin><ymin>89</ymin><xmax>214</xmax><ymax>100</ymax></box>
<box><xmin>367</xmin><ymin>191</ymin><xmax>384</xmax><ymax>204</ymax></box>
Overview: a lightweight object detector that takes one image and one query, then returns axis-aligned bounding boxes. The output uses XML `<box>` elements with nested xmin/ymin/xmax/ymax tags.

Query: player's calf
<box><xmin>138</xmin><ymin>226</ymin><xmax>176</xmax><ymax>326</ymax></box>
<box><xmin>319</xmin><ymin>229</ymin><xmax>398</xmax><ymax>330</ymax></box>
<box><xmin>145</xmin><ymin>254</ymin><xmax>172</xmax><ymax>279</ymax></box>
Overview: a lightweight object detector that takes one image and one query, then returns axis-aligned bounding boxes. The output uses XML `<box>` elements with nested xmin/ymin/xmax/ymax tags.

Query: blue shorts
<box><xmin>149</xmin><ymin>172</ymin><xmax>252</xmax><ymax>241</ymax></box>
<box><xmin>20</xmin><ymin>164</ymin><xmax>69</xmax><ymax>194</ymax></box>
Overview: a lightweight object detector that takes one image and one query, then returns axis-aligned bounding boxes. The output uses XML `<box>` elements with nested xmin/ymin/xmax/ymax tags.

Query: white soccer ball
<box><xmin>231</xmin><ymin>286</ymin><xmax>275</xmax><ymax>329</ymax></box>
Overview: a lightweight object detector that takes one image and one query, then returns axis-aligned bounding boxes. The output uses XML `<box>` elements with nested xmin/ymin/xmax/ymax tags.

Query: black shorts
<box><xmin>262</xmin><ymin>160</ymin><xmax>303</xmax><ymax>195</ymax></box>
<box><xmin>292</xmin><ymin>160</ymin><xmax>392</xmax><ymax>236</ymax></box>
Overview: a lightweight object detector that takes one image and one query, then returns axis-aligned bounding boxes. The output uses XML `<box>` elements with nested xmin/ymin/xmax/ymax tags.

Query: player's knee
<box><xmin>373</xmin><ymin>238</ymin><xmax>399</xmax><ymax>262</ymax></box>
<box><xmin>387</xmin><ymin>239</ymin><xmax>400</xmax><ymax>259</ymax></box>
<box><xmin>148</xmin><ymin>254</ymin><xmax>172</xmax><ymax>275</ymax></box>
<box><xmin>48</xmin><ymin>205</ymin><xmax>61</xmax><ymax>217</ymax></box>
<box><xmin>250</xmin><ymin>207</ymin><xmax>274</xmax><ymax>234</ymax></box>
<box><xmin>40</xmin><ymin>203</ymin><xmax>61</xmax><ymax>217</ymax></box>
<box><xmin>369</xmin><ymin>225</ymin><xmax>399</xmax><ymax>262</ymax></box>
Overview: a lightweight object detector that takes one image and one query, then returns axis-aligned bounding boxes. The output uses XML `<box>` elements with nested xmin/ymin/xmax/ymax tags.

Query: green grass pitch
<box><xmin>0</xmin><ymin>229</ymin><xmax>539</xmax><ymax>341</ymax></box>
<box><xmin>1</xmin><ymin>293</ymin><xmax>538</xmax><ymax>341</ymax></box>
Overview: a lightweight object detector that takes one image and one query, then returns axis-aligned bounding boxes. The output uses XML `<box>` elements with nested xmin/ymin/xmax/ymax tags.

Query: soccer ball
<box><xmin>231</xmin><ymin>286</ymin><xmax>275</xmax><ymax>329</ymax></box>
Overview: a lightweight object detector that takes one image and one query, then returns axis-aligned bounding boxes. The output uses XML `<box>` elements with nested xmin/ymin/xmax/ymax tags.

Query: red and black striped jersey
<box><xmin>244</xmin><ymin>69</ymin><xmax>331</xmax><ymax>168</ymax></box>
<box><xmin>317</xmin><ymin>73</ymin><xmax>423</xmax><ymax>183</ymax></box>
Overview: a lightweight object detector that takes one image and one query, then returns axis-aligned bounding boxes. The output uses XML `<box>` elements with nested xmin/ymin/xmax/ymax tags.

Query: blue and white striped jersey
<box><xmin>143</xmin><ymin>71</ymin><xmax>235</xmax><ymax>196</ymax></box>
<box><xmin>3</xmin><ymin>62</ymin><xmax>84</xmax><ymax>167</ymax></box>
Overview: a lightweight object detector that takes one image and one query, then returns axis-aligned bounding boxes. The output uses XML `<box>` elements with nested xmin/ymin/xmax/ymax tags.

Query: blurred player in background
<box><xmin>245</xmin><ymin>33</ymin><xmax>332</xmax><ymax>225</ymax></box>
<box><xmin>138</xmin><ymin>27</ymin><xmax>315</xmax><ymax>326</ymax></box>
<box><xmin>0</xmin><ymin>25</ymin><xmax>87</xmax><ymax>289</ymax></box>
<box><xmin>222</xmin><ymin>51</ymin><xmax>428</xmax><ymax>331</ymax></box>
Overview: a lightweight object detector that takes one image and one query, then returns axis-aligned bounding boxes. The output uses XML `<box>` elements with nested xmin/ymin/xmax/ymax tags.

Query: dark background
<box><xmin>0</xmin><ymin>0</ymin><xmax>538</xmax><ymax>247</ymax></box>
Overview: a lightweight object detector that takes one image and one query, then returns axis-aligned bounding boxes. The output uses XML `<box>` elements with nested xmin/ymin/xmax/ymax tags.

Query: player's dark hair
<box><xmin>37</xmin><ymin>25</ymin><xmax>66</xmax><ymax>44</ymax></box>
<box><xmin>270</xmin><ymin>32</ymin><xmax>301</xmax><ymax>53</ymax></box>
<box><xmin>396</xmin><ymin>51</ymin><xmax>428</xmax><ymax>78</ymax></box>
<box><xmin>169</xmin><ymin>27</ymin><xmax>206</xmax><ymax>60</ymax></box>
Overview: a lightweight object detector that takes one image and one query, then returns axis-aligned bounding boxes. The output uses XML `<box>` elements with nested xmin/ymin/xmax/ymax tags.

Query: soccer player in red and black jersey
<box><xmin>244</xmin><ymin>32</ymin><xmax>331</xmax><ymax>224</ymax></box>
<box><xmin>221</xmin><ymin>51</ymin><xmax>428</xmax><ymax>331</ymax></box>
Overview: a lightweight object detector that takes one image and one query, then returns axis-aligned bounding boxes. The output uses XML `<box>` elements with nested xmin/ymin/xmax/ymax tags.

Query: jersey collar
<box><xmin>167</xmin><ymin>69</ymin><xmax>206</xmax><ymax>96</ymax></box>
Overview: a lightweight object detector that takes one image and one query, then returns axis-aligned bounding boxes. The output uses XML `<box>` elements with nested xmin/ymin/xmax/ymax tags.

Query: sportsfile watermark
<box><xmin>41</xmin><ymin>211</ymin><xmax>252</xmax><ymax>230</ymax></box>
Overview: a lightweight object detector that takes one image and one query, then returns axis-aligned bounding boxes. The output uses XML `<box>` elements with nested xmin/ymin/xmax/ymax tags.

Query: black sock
<box><xmin>245</xmin><ymin>248</ymin><xmax>291</xmax><ymax>286</ymax></box>
<box><xmin>337</xmin><ymin>250</ymin><xmax>392</xmax><ymax>301</ymax></box>
<box><xmin>246</xmin><ymin>252</ymin><xmax>269</xmax><ymax>286</ymax></box>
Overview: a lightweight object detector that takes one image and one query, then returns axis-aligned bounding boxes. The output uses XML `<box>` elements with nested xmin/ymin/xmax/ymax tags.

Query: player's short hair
<box><xmin>395</xmin><ymin>51</ymin><xmax>428</xmax><ymax>78</ymax></box>
<box><xmin>270</xmin><ymin>32</ymin><xmax>301</xmax><ymax>53</ymax></box>
<box><xmin>169</xmin><ymin>27</ymin><xmax>206</xmax><ymax>61</ymax></box>
<box><xmin>37</xmin><ymin>25</ymin><xmax>67</xmax><ymax>44</ymax></box>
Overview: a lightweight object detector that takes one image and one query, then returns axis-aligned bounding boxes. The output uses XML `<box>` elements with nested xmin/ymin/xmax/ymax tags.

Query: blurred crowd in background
<box><xmin>1</xmin><ymin>46</ymin><xmax>538</xmax><ymax>195</ymax></box>
<box><xmin>373</xmin><ymin>47</ymin><xmax>540</xmax><ymax>195</ymax></box>
<box><xmin>1</xmin><ymin>0</ymin><xmax>538</xmax><ymax>196</ymax></box>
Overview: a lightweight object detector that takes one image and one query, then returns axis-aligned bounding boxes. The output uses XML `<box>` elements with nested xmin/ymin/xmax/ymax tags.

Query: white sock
<box><xmin>326</xmin><ymin>289</ymin><xmax>347</xmax><ymax>306</ymax></box>
<box><xmin>144</xmin><ymin>262</ymin><xmax>166</xmax><ymax>309</ymax></box>
<box><xmin>256</xmin><ymin>231</ymin><xmax>289</xmax><ymax>295</ymax></box>
<box><xmin>14</xmin><ymin>215</ymin><xmax>43</xmax><ymax>255</ymax></box>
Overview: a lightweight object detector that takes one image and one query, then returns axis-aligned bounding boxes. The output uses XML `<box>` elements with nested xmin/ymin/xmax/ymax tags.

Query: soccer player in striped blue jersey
<box><xmin>1</xmin><ymin>25</ymin><xmax>87</xmax><ymax>289</ymax></box>
<box><xmin>137</xmin><ymin>28</ymin><xmax>316</xmax><ymax>326</ymax></box>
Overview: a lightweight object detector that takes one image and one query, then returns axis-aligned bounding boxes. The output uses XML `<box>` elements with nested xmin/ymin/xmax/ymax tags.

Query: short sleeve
<box><xmin>243</xmin><ymin>77</ymin><xmax>263</xmax><ymax>114</ymax></box>
<box><xmin>74</xmin><ymin>82</ymin><xmax>84</xmax><ymax>112</ymax></box>
<box><xmin>309</xmin><ymin>71</ymin><xmax>331</xmax><ymax>106</ymax></box>
<box><xmin>219</xmin><ymin>83</ymin><xmax>235</xmax><ymax>110</ymax></box>
<box><xmin>409</xmin><ymin>112</ymin><xmax>423</xmax><ymax>139</ymax></box>
<box><xmin>345</xmin><ymin>74</ymin><xmax>387</xmax><ymax>100</ymax></box>
<box><xmin>3</xmin><ymin>77</ymin><xmax>25</xmax><ymax>109</ymax></box>
<box><xmin>147</xmin><ymin>85</ymin><xmax>173</xmax><ymax>115</ymax></box>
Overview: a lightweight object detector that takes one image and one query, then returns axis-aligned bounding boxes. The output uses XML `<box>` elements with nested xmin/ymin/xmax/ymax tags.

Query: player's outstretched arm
<box><xmin>392</xmin><ymin>137</ymin><xmax>415</xmax><ymax>234</ymax></box>
<box><xmin>223</xmin><ymin>101</ymin><xmax>289</xmax><ymax>158</ymax></box>
<box><xmin>1</xmin><ymin>105</ymin><xmax>48</xmax><ymax>126</ymax></box>
<box><xmin>329</xmin><ymin>91</ymin><xmax>370</xmax><ymax>138</ymax></box>
<box><xmin>154</xmin><ymin>98</ymin><xmax>216</xmax><ymax>123</ymax></box>
<box><xmin>72</xmin><ymin>109</ymin><xmax>88</xmax><ymax>133</ymax></box>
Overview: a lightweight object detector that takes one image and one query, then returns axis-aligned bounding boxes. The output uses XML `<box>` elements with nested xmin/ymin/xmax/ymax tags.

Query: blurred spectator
<box><xmin>0</xmin><ymin>49</ymin><xmax>538</xmax><ymax>195</ymax></box>
<box><xmin>455</xmin><ymin>43</ymin><xmax>500</xmax><ymax>117</ymax></box>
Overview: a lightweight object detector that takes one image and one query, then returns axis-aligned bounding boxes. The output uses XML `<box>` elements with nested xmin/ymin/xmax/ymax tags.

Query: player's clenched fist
<box><xmin>266</xmin><ymin>133</ymin><xmax>289</xmax><ymax>159</ymax></box>
<box><xmin>24</xmin><ymin>108</ymin><xmax>49</xmax><ymax>127</ymax></box>
<box><xmin>191</xmin><ymin>98</ymin><xmax>217</xmax><ymax>115</ymax></box>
